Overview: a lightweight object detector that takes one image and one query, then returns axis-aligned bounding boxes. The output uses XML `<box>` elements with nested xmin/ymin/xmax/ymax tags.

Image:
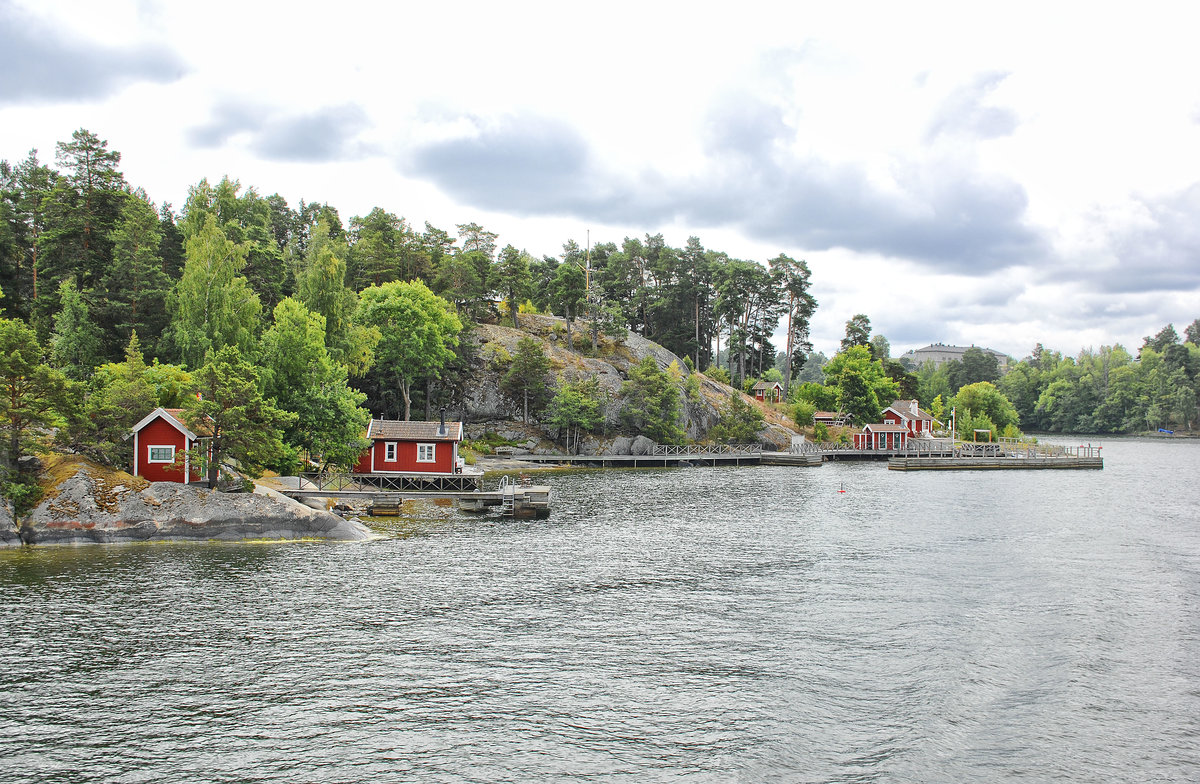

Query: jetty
<box><xmin>887</xmin><ymin>440</ymin><xmax>1103</xmax><ymax>470</ymax></box>
<box><xmin>280</xmin><ymin>471</ymin><xmax>551</xmax><ymax>518</ymax></box>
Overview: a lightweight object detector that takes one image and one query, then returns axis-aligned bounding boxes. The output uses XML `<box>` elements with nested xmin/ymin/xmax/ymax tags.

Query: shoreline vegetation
<box><xmin>1</xmin><ymin>129</ymin><xmax>1197</xmax><ymax>539</ymax></box>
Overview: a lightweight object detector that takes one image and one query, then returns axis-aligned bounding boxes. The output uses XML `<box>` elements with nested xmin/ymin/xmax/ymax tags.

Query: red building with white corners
<box><xmin>353</xmin><ymin>419</ymin><xmax>465</xmax><ymax>475</ymax></box>
<box><xmin>129</xmin><ymin>407</ymin><xmax>208</xmax><ymax>483</ymax></box>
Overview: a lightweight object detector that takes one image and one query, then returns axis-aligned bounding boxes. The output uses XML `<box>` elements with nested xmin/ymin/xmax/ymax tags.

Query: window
<box><xmin>417</xmin><ymin>443</ymin><xmax>436</xmax><ymax>463</ymax></box>
<box><xmin>148</xmin><ymin>445</ymin><xmax>175</xmax><ymax>463</ymax></box>
<box><xmin>385</xmin><ymin>442</ymin><xmax>397</xmax><ymax>462</ymax></box>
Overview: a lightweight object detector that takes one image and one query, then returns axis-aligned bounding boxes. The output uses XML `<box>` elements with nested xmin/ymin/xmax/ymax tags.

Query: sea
<box><xmin>1</xmin><ymin>436</ymin><xmax>1197</xmax><ymax>783</ymax></box>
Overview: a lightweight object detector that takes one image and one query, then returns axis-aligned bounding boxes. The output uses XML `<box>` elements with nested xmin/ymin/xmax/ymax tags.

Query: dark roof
<box><xmin>366</xmin><ymin>419</ymin><xmax>463</xmax><ymax>441</ymax></box>
<box><xmin>752</xmin><ymin>380</ymin><xmax>782</xmax><ymax>390</ymax></box>
<box><xmin>887</xmin><ymin>400</ymin><xmax>933</xmax><ymax>421</ymax></box>
<box><xmin>862</xmin><ymin>423</ymin><xmax>909</xmax><ymax>432</ymax></box>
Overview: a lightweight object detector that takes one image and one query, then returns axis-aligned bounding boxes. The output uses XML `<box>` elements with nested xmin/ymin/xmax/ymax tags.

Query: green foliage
<box><xmin>840</xmin><ymin>313</ymin><xmax>871</xmax><ymax>352</ymax></box>
<box><xmin>0</xmin><ymin>318</ymin><xmax>75</xmax><ymax>471</ymax></box>
<box><xmin>813</xmin><ymin>421</ymin><xmax>829</xmax><ymax>442</ymax></box>
<box><xmin>183</xmin><ymin>345</ymin><xmax>297</xmax><ymax>487</ymax></box>
<box><xmin>620</xmin><ymin>356</ymin><xmax>685</xmax><ymax>444</ymax></box>
<box><xmin>50</xmin><ymin>277</ymin><xmax>100</xmax><ymax>380</ymax></box>
<box><xmin>952</xmin><ymin>382</ymin><xmax>1020</xmax><ymax>433</ymax></box>
<box><xmin>60</xmin><ymin>332</ymin><xmax>160</xmax><ymax>466</ymax></box>
<box><xmin>168</xmin><ymin>213</ymin><xmax>262</xmax><ymax>369</ymax></box>
<box><xmin>822</xmin><ymin>345</ymin><xmax>899</xmax><ymax>424</ymax></box>
<box><xmin>546</xmin><ymin>377</ymin><xmax>603</xmax><ymax>453</ymax></box>
<box><xmin>355</xmin><ymin>280</ymin><xmax>462</xmax><ymax>420</ymax></box>
<box><xmin>3</xmin><ymin>477</ymin><xmax>43</xmax><ymax>516</ymax></box>
<box><xmin>258</xmin><ymin>298</ymin><xmax>371</xmax><ymax>470</ymax></box>
<box><xmin>496</xmin><ymin>244</ymin><xmax>533</xmax><ymax>328</ymax></box>
<box><xmin>704</xmin><ymin>365</ymin><xmax>731</xmax><ymax>385</ymax></box>
<box><xmin>710</xmin><ymin>393</ymin><xmax>765</xmax><ymax>444</ymax></box>
<box><xmin>501</xmin><ymin>337</ymin><xmax>552</xmax><ymax>423</ymax></box>
<box><xmin>792</xmin><ymin>400</ymin><xmax>816</xmax><ymax>428</ymax></box>
<box><xmin>791</xmin><ymin>381</ymin><xmax>837</xmax><ymax>411</ymax></box>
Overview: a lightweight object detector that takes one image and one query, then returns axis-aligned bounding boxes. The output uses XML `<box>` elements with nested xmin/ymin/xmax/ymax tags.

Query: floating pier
<box><xmin>887</xmin><ymin>442</ymin><xmax>1103</xmax><ymax>471</ymax></box>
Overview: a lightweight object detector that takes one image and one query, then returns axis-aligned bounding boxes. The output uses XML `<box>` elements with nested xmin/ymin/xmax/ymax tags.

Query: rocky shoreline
<box><xmin>2</xmin><ymin>457</ymin><xmax>372</xmax><ymax>547</ymax></box>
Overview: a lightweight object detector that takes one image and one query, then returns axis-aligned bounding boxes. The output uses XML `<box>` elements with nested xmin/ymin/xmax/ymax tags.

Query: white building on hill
<box><xmin>899</xmin><ymin>343</ymin><xmax>1010</xmax><ymax>370</ymax></box>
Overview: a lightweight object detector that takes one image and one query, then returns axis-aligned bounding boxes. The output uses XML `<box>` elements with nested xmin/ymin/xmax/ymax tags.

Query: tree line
<box><xmin>789</xmin><ymin>314</ymin><xmax>1200</xmax><ymax>438</ymax></box>
<box><xmin>0</xmin><ymin>128</ymin><xmax>819</xmax><ymax>503</ymax></box>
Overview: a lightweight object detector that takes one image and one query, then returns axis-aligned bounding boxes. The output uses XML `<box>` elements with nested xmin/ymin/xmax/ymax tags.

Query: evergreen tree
<box><xmin>0</xmin><ymin>318</ymin><xmax>74</xmax><ymax>472</ymax></box>
<box><xmin>620</xmin><ymin>356</ymin><xmax>685</xmax><ymax>444</ymax></box>
<box><xmin>50</xmin><ymin>277</ymin><xmax>100</xmax><ymax>381</ymax></box>
<box><xmin>102</xmin><ymin>193</ymin><xmax>170</xmax><ymax>355</ymax></box>
<box><xmin>183</xmin><ymin>345</ymin><xmax>296</xmax><ymax>487</ymax></box>
<box><xmin>495</xmin><ymin>244</ymin><xmax>532</xmax><ymax>328</ymax></box>
<box><xmin>500</xmin><ymin>337</ymin><xmax>552</xmax><ymax>422</ymax></box>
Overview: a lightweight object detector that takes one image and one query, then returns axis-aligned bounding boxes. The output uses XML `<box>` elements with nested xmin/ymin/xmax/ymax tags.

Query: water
<box><xmin>2</xmin><ymin>437</ymin><xmax>1198</xmax><ymax>782</ymax></box>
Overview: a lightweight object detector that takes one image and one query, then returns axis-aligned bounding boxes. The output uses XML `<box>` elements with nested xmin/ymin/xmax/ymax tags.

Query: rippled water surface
<box><xmin>2</xmin><ymin>438</ymin><xmax>1199</xmax><ymax>782</ymax></box>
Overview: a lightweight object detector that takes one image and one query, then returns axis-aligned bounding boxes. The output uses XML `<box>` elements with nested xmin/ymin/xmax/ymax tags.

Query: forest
<box><xmin>0</xmin><ymin>129</ymin><xmax>817</xmax><ymax>503</ymax></box>
<box><xmin>1</xmin><ymin>128</ymin><xmax>1195</xmax><ymax>509</ymax></box>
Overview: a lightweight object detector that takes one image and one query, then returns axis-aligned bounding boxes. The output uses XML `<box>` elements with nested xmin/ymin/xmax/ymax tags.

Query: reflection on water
<box><xmin>1</xmin><ymin>437</ymin><xmax>1198</xmax><ymax>782</ymax></box>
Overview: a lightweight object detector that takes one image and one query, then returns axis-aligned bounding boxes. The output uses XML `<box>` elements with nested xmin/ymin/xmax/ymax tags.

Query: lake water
<box><xmin>2</xmin><ymin>437</ymin><xmax>1198</xmax><ymax>783</ymax></box>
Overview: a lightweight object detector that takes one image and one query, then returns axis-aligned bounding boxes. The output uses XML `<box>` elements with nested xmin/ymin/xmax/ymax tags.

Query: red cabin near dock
<box><xmin>353</xmin><ymin>419</ymin><xmax>465</xmax><ymax>474</ymax></box>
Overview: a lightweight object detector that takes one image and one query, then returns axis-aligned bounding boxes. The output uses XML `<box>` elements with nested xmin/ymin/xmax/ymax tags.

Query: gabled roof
<box><xmin>130</xmin><ymin>407</ymin><xmax>197</xmax><ymax>440</ymax></box>
<box><xmin>862</xmin><ymin>423</ymin><xmax>909</xmax><ymax>432</ymax></box>
<box><xmin>752</xmin><ymin>380</ymin><xmax>783</xmax><ymax>390</ymax></box>
<box><xmin>885</xmin><ymin>399</ymin><xmax>933</xmax><ymax>421</ymax></box>
<box><xmin>366</xmin><ymin>419</ymin><xmax>463</xmax><ymax>442</ymax></box>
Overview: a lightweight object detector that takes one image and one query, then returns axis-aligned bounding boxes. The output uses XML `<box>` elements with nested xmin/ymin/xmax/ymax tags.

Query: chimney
<box><xmin>438</xmin><ymin>407</ymin><xmax>447</xmax><ymax>437</ymax></box>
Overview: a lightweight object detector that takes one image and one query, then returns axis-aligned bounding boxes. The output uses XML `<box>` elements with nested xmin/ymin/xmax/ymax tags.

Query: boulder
<box><xmin>631</xmin><ymin>435</ymin><xmax>656</xmax><ymax>456</ymax></box>
<box><xmin>0</xmin><ymin>498</ymin><xmax>19</xmax><ymax>548</ymax></box>
<box><xmin>19</xmin><ymin>457</ymin><xmax>372</xmax><ymax>546</ymax></box>
<box><xmin>609</xmin><ymin>436</ymin><xmax>634</xmax><ymax>456</ymax></box>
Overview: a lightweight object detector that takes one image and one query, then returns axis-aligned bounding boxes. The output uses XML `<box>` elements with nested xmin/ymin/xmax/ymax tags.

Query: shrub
<box><xmin>704</xmin><ymin>365</ymin><xmax>731</xmax><ymax>385</ymax></box>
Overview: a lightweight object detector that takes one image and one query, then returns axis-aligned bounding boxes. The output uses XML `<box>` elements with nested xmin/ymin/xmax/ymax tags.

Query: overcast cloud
<box><xmin>0</xmin><ymin>1</ymin><xmax>186</xmax><ymax>105</ymax></box>
<box><xmin>2</xmin><ymin>0</ymin><xmax>1197</xmax><ymax>357</ymax></box>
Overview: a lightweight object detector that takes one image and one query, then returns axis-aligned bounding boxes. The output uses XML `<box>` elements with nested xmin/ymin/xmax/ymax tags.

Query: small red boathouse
<box><xmin>353</xmin><ymin>419</ymin><xmax>465</xmax><ymax>475</ymax></box>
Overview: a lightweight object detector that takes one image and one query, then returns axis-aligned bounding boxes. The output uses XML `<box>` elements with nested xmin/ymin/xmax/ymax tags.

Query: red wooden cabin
<box><xmin>129</xmin><ymin>407</ymin><xmax>207</xmax><ymax>483</ymax></box>
<box><xmin>353</xmin><ymin>419</ymin><xmax>465</xmax><ymax>474</ymax></box>
<box><xmin>853</xmin><ymin>423</ymin><xmax>909</xmax><ymax>450</ymax></box>
<box><xmin>881</xmin><ymin>399</ymin><xmax>936</xmax><ymax>437</ymax></box>
<box><xmin>752</xmin><ymin>380</ymin><xmax>784</xmax><ymax>403</ymax></box>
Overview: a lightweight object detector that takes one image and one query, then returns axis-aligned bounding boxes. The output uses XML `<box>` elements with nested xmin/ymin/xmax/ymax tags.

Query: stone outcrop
<box><xmin>12</xmin><ymin>457</ymin><xmax>371</xmax><ymax>547</ymax></box>
<box><xmin>0</xmin><ymin>498</ymin><xmax>18</xmax><ymax>547</ymax></box>
<box><xmin>464</xmin><ymin>314</ymin><xmax>800</xmax><ymax>453</ymax></box>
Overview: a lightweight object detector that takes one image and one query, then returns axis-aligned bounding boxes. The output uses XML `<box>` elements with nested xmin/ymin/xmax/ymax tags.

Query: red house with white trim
<box><xmin>752</xmin><ymin>380</ymin><xmax>784</xmax><ymax>403</ymax></box>
<box><xmin>881</xmin><ymin>399</ymin><xmax>936</xmax><ymax>437</ymax></box>
<box><xmin>852</xmin><ymin>400</ymin><xmax>938</xmax><ymax>450</ymax></box>
<box><xmin>129</xmin><ymin>408</ymin><xmax>207</xmax><ymax>483</ymax></box>
<box><xmin>854</xmin><ymin>423</ymin><xmax>909</xmax><ymax>450</ymax></box>
<box><xmin>353</xmin><ymin>419</ymin><xmax>464</xmax><ymax>474</ymax></box>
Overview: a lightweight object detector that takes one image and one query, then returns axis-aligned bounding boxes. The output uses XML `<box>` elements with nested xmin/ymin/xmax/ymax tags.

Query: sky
<box><xmin>2</xmin><ymin>0</ymin><xmax>1199</xmax><ymax>359</ymax></box>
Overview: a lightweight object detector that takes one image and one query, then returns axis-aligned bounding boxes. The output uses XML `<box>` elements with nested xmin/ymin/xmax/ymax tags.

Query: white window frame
<box><xmin>385</xmin><ymin>442</ymin><xmax>397</xmax><ymax>462</ymax></box>
<box><xmin>148</xmin><ymin>445</ymin><xmax>176</xmax><ymax>463</ymax></box>
<box><xmin>416</xmin><ymin>443</ymin><xmax>437</xmax><ymax>463</ymax></box>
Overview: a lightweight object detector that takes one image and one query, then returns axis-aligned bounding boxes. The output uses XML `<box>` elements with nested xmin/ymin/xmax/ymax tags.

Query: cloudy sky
<box><xmin>3</xmin><ymin>0</ymin><xmax>1198</xmax><ymax>358</ymax></box>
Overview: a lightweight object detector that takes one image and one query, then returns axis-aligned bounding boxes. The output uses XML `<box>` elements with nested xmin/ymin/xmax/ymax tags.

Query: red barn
<box><xmin>353</xmin><ymin>419</ymin><xmax>464</xmax><ymax>474</ymax></box>
<box><xmin>130</xmin><ymin>407</ymin><xmax>207</xmax><ymax>483</ymax></box>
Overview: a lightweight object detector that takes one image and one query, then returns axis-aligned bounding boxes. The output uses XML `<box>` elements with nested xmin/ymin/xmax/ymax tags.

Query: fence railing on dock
<box><xmin>652</xmin><ymin>444</ymin><xmax>762</xmax><ymax>457</ymax></box>
<box><xmin>297</xmin><ymin>470</ymin><xmax>483</xmax><ymax>493</ymax></box>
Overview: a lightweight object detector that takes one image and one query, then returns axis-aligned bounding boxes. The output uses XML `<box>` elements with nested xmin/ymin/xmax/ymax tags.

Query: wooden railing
<box><xmin>652</xmin><ymin>444</ymin><xmax>763</xmax><ymax>456</ymax></box>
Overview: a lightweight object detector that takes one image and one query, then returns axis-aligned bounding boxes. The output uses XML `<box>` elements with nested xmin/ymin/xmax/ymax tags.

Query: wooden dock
<box><xmin>279</xmin><ymin>472</ymin><xmax>550</xmax><ymax>517</ymax></box>
<box><xmin>888</xmin><ymin>456</ymin><xmax>1103</xmax><ymax>470</ymax></box>
<box><xmin>888</xmin><ymin>441</ymin><xmax>1104</xmax><ymax>470</ymax></box>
